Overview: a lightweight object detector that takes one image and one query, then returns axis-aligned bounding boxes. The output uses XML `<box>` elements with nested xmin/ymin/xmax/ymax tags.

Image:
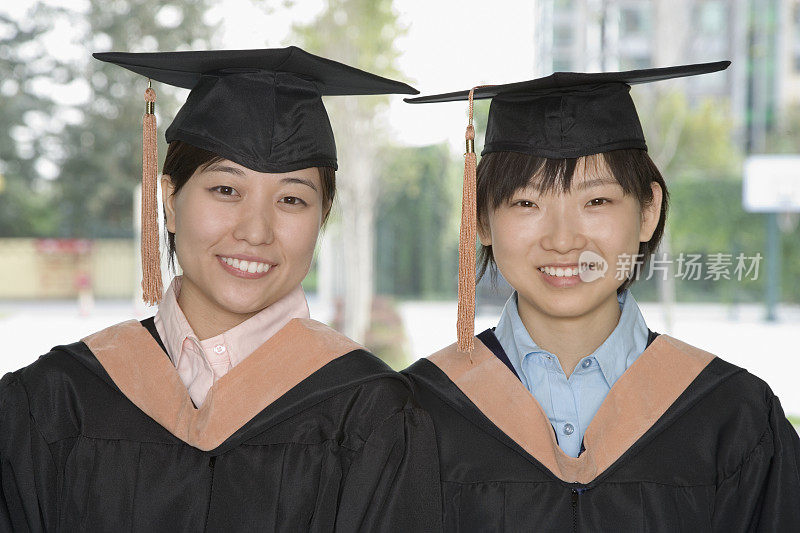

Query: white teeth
<box><xmin>221</xmin><ymin>256</ymin><xmax>271</xmax><ymax>275</ymax></box>
<box><xmin>539</xmin><ymin>266</ymin><xmax>580</xmax><ymax>277</ymax></box>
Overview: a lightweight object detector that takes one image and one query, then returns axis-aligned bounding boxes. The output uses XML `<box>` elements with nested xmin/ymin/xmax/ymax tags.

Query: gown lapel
<box><xmin>83</xmin><ymin>318</ymin><xmax>362</xmax><ymax>451</ymax></box>
<box><xmin>426</xmin><ymin>333</ymin><xmax>716</xmax><ymax>484</ymax></box>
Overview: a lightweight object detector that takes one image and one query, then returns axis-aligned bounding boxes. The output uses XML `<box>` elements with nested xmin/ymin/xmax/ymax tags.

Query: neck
<box><xmin>176</xmin><ymin>279</ymin><xmax>258</xmax><ymax>340</ymax></box>
<box><xmin>516</xmin><ymin>292</ymin><xmax>622</xmax><ymax>378</ymax></box>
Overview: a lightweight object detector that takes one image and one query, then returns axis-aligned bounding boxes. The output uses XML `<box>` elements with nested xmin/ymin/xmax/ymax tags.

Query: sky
<box><xmin>1</xmin><ymin>0</ymin><xmax>538</xmax><ymax>154</ymax></box>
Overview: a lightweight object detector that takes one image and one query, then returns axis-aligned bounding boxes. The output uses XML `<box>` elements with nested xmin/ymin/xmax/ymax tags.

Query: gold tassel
<box><xmin>141</xmin><ymin>80</ymin><xmax>162</xmax><ymax>305</ymax></box>
<box><xmin>456</xmin><ymin>88</ymin><xmax>479</xmax><ymax>355</ymax></box>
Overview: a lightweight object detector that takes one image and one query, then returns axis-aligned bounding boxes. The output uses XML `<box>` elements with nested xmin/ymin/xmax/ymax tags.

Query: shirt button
<box><xmin>563</xmin><ymin>423</ymin><xmax>575</xmax><ymax>436</ymax></box>
<box><xmin>213</xmin><ymin>344</ymin><xmax>226</xmax><ymax>354</ymax></box>
<box><xmin>582</xmin><ymin>359</ymin><xmax>592</xmax><ymax>368</ymax></box>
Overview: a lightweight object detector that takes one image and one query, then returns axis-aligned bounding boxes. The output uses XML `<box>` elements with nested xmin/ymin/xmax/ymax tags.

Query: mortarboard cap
<box><xmin>405</xmin><ymin>61</ymin><xmax>730</xmax><ymax>352</ymax></box>
<box><xmin>94</xmin><ymin>46</ymin><xmax>418</xmax><ymax>172</ymax></box>
<box><xmin>94</xmin><ymin>46</ymin><xmax>418</xmax><ymax>304</ymax></box>
<box><xmin>406</xmin><ymin>61</ymin><xmax>730</xmax><ymax>159</ymax></box>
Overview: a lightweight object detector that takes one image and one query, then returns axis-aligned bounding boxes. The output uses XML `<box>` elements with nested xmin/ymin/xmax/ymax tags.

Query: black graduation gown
<box><xmin>0</xmin><ymin>317</ymin><xmax>441</xmax><ymax>532</ymax></box>
<box><xmin>403</xmin><ymin>328</ymin><xmax>800</xmax><ymax>532</ymax></box>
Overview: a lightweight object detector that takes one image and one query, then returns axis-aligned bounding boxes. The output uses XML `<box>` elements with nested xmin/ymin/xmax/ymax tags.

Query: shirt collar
<box><xmin>495</xmin><ymin>292</ymin><xmax>553</xmax><ymax>374</ymax></box>
<box><xmin>154</xmin><ymin>277</ymin><xmax>200</xmax><ymax>370</ymax></box>
<box><xmin>494</xmin><ymin>289</ymin><xmax>649</xmax><ymax>384</ymax></box>
<box><xmin>590</xmin><ymin>290</ymin><xmax>649</xmax><ymax>387</ymax></box>
<box><xmin>154</xmin><ymin>276</ymin><xmax>310</xmax><ymax>369</ymax></box>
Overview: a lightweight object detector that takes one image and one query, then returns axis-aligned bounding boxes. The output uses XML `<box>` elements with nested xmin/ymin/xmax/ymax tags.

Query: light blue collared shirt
<box><xmin>494</xmin><ymin>289</ymin><xmax>650</xmax><ymax>458</ymax></box>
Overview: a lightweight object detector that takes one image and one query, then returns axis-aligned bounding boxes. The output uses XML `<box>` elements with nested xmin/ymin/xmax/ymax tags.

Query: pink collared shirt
<box><xmin>154</xmin><ymin>276</ymin><xmax>310</xmax><ymax>408</ymax></box>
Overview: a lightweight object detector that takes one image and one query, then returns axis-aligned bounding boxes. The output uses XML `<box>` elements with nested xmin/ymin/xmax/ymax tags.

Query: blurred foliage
<box><xmin>363</xmin><ymin>296</ymin><xmax>410</xmax><ymax>369</ymax></box>
<box><xmin>376</xmin><ymin>143</ymin><xmax>459</xmax><ymax>298</ymax></box>
<box><xmin>767</xmin><ymin>103</ymin><xmax>800</xmax><ymax>154</ymax></box>
<box><xmin>54</xmin><ymin>1</ymin><xmax>215</xmax><ymax>238</ymax></box>
<box><xmin>0</xmin><ymin>9</ymin><xmax>63</xmax><ymax>236</ymax></box>
<box><xmin>291</xmin><ymin>0</ymin><xmax>404</xmax><ymax>89</ymax></box>
<box><xmin>632</xmin><ymin>179</ymin><xmax>800</xmax><ymax>304</ymax></box>
<box><xmin>0</xmin><ymin>0</ymin><xmax>797</xmax><ymax>309</ymax></box>
<box><xmin>331</xmin><ymin>295</ymin><xmax>410</xmax><ymax>369</ymax></box>
<box><xmin>290</xmin><ymin>0</ymin><xmax>406</xmax><ymax>141</ymax></box>
<box><xmin>0</xmin><ymin>1</ymin><xmax>215</xmax><ymax>238</ymax></box>
<box><xmin>636</xmin><ymin>90</ymin><xmax>742</xmax><ymax>180</ymax></box>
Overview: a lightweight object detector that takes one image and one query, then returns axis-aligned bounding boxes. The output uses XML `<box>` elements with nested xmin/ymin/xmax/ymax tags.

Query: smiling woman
<box><xmin>160</xmin><ymin>143</ymin><xmax>336</xmax><ymax>341</ymax></box>
<box><xmin>403</xmin><ymin>61</ymin><xmax>800</xmax><ymax>531</ymax></box>
<box><xmin>0</xmin><ymin>48</ymin><xmax>442</xmax><ymax>532</ymax></box>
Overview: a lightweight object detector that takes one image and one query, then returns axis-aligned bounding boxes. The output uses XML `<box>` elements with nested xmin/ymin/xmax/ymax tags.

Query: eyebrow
<box><xmin>203</xmin><ymin>163</ymin><xmax>246</xmax><ymax>176</ymax></box>
<box><xmin>575</xmin><ymin>178</ymin><xmax>620</xmax><ymax>191</ymax></box>
<box><xmin>280</xmin><ymin>176</ymin><xmax>319</xmax><ymax>192</ymax></box>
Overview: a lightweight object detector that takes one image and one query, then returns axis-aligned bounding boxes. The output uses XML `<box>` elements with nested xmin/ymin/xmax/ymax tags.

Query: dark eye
<box><xmin>587</xmin><ymin>198</ymin><xmax>610</xmax><ymax>206</ymax></box>
<box><xmin>514</xmin><ymin>200</ymin><xmax>537</xmax><ymax>208</ymax></box>
<box><xmin>281</xmin><ymin>196</ymin><xmax>307</xmax><ymax>206</ymax></box>
<box><xmin>210</xmin><ymin>185</ymin><xmax>237</xmax><ymax>196</ymax></box>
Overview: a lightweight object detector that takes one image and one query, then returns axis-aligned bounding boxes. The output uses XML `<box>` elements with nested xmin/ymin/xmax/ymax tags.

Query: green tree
<box><xmin>0</xmin><ymin>9</ymin><xmax>62</xmax><ymax>236</ymax></box>
<box><xmin>636</xmin><ymin>90</ymin><xmax>742</xmax><ymax>180</ymax></box>
<box><xmin>54</xmin><ymin>1</ymin><xmax>215</xmax><ymax>238</ymax></box>
<box><xmin>291</xmin><ymin>0</ymin><xmax>406</xmax><ymax>342</ymax></box>
<box><xmin>376</xmin><ymin>143</ymin><xmax>458</xmax><ymax>298</ymax></box>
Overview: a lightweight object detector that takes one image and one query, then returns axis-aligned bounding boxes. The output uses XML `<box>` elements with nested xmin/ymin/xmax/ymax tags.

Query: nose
<box><xmin>539</xmin><ymin>206</ymin><xmax>587</xmax><ymax>254</ymax></box>
<box><xmin>232</xmin><ymin>197</ymin><xmax>275</xmax><ymax>246</ymax></box>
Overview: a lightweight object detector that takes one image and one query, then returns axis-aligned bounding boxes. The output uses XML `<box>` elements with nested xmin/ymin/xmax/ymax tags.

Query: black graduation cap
<box><xmin>406</xmin><ymin>61</ymin><xmax>730</xmax><ymax>159</ymax></box>
<box><xmin>404</xmin><ymin>61</ymin><xmax>730</xmax><ymax>353</ymax></box>
<box><xmin>93</xmin><ymin>46</ymin><xmax>417</xmax><ymax>306</ymax></box>
<box><xmin>94</xmin><ymin>46</ymin><xmax>418</xmax><ymax>173</ymax></box>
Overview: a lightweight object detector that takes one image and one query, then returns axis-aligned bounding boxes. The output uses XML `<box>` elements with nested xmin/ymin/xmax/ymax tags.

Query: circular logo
<box><xmin>578</xmin><ymin>251</ymin><xmax>608</xmax><ymax>282</ymax></box>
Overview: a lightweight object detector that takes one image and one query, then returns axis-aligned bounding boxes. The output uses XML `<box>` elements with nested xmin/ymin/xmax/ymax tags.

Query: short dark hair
<box><xmin>161</xmin><ymin>140</ymin><xmax>336</xmax><ymax>271</ymax></box>
<box><xmin>476</xmin><ymin>148</ymin><xmax>669</xmax><ymax>292</ymax></box>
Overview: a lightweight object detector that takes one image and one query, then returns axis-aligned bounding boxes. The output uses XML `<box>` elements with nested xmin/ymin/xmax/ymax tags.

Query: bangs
<box><xmin>477</xmin><ymin>150</ymin><xmax>654</xmax><ymax>214</ymax></box>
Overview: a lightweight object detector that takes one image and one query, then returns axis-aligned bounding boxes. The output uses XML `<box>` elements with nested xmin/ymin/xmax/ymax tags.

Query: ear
<box><xmin>639</xmin><ymin>181</ymin><xmax>663</xmax><ymax>242</ymax></box>
<box><xmin>477</xmin><ymin>215</ymin><xmax>492</xmax><ymax>247</ymax></box>
<box><xmin>161</xmin><ymin>174</ymin><xmax>177</xmax><ymax>234</ymax></box>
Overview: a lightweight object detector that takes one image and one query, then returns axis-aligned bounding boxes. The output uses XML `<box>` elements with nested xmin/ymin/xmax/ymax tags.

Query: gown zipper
<box><xmin>571</xmin><ymin>489</ymin><xmax>578</xmax><ymax>532</ymax></box>
<box><xmin>203</xmin><ymin>456</ymin><xmax>217</xmax><ymax>530</ymax></box>
<box><xmin>571</xmin><ymin>485</ymin><xmax>589</xmax><ymax>532</ymax></box>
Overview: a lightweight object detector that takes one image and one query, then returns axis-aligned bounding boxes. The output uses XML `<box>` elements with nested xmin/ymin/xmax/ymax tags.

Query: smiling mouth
<box><xmin>538</xmin><ymin>265</ymin><xmax>580</xmax><ymax>277</ymax></box>
<box><xmin>537</xmin><ymin>262</ymin><xmax>605</xmax><ymax>278</ymax></box>
<box><xmin>219</xmin><ymin>256</ymin><xmax>273</xmax><ymax>274</ymax></box>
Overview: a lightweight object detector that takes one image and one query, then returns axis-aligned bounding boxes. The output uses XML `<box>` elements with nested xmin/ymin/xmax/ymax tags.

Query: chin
<box><xmin>212</xmin><ymin>296</ymin><xmax>267</xmax><ymax>316</ymax></box>
<box><xmin>208</xmin><ymin>285</ymin><xmax>272</xmax><ymax>314</ymax></box>
<box><xmin>522</xmin><ymin>282</ymin><xmax>609</xmax><ymax>319</ymax></box>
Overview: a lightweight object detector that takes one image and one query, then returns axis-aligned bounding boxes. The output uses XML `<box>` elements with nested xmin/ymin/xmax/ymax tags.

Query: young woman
<box><xmin>0</xmin><ymin>48</ymin><xmax>440</xmax><ymax>531</ymax></box>
<box><xmin>404</xmin><ymin>61</ymin><xmax>800</xmax><ymax>530</ymax></box>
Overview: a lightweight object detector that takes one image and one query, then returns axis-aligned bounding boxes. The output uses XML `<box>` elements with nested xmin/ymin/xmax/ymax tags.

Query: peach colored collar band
<box><xmin>428</xmin><ymin>334</ymin><xmax>715</xmax><ymax>484</ymax></box>
<box><xmin>83</xmin><ymin>318</ymin><xmax>362</xmax><ymax>451</ymax></box>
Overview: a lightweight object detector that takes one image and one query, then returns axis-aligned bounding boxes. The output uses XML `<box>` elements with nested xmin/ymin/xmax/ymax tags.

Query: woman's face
<box><xmin>162</xmin><ymin>161</ymin><xmax>325</xmax><ymax>318</ymax></box>
<box><xmin>479</xmin><ymin>157</ymin><xmax>662</xmax><ymax>321</ymax></box>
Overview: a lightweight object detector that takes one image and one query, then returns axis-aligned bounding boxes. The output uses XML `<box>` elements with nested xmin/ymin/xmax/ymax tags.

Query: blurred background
<box><xmin>0</xmin><ymin>0</ymin><xmax>798</xmax><ymax>423</ymax></box>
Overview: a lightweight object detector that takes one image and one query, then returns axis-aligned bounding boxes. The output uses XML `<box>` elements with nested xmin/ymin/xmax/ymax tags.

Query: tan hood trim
<box><xmin>83</xmin><ymin>318</ymin><xmax>362</xmax><ymax>451</ymax></box>
<box><xmin>428</xmin><ymin>335</ymin><xmax>714</xmax><ymax>484</ymax></box>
